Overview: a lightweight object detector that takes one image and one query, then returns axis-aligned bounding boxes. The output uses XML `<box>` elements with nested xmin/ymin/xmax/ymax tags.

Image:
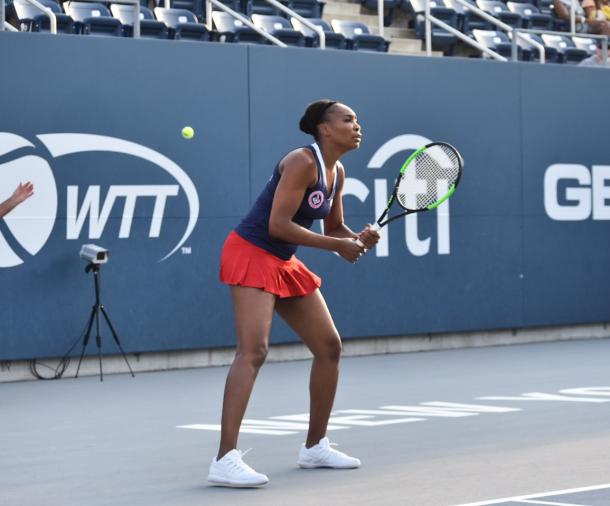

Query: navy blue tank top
<box><xmin>235</xmin><ymin>143</ymin><xmax>338</xmax><ymax>260</ymax></box>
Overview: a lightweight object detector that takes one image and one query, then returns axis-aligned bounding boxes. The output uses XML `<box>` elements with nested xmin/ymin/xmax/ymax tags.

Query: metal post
<box><xmin>206</xmin><ymin>0</ymin><xmax>212</xmax><ymax>30</ymax></box>
<box><xmin>23</xmin><ymin>0</ymin><xmax>58</xmax><ymax>33</ymax></box>
<box><xmin>425</xmin><ymin>0</ymin><xmax>431</xmax><ymax>56</ymax></box>
<box><xmin>378</xmin><ymin>0</ymin><xmax>383</xmax><ymax>38</ymax></box>
<box><xmin>511</xmin><ymin>27</ymin><xmax>518</xmax><ymax>60</ymax></box>
<box><xmin>133</xmin><ymin>0</ymin><xmax>140</xmax><ymax>37</ymax></box>
<box><xmin>570</xmin><ymin>0</ymin><xmax>575</xmax><ymax>33</ymax></box>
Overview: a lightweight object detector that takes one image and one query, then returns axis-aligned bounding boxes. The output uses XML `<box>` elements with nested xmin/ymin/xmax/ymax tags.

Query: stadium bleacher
<box><xmin>251</xmin><ymin>13</ymin><xmax>306</xmax><ymax>45</ymax></box>
<box><xmin>4</xmin><ymin>0</ymin><xmax>609</xmax><ymax>62</ymax></box>
<box><xmin>110</xmin><ymin>3</ymin><xmax>168</xmax><ymax>37</ymax></box>
<box><xmin>154</xmin><ymin>6</ymin><xmax>211</xmax><ymax>39</ymax></box>
<box><xmin>63</xmin><ymin>1</ymin><xmax>123</xmax><ymax>35</ymax></box>
<box><xmin>291</xmin><ymin>17</ymin><xmax>347</xmax><ymax>47</ymax></box>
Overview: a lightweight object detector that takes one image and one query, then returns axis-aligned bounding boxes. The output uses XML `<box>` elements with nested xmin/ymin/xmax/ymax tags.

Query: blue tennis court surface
<box><xmin>455</xmin><ymin>483</ymin><xmax>610</xmax><ymax>505</ymax></box>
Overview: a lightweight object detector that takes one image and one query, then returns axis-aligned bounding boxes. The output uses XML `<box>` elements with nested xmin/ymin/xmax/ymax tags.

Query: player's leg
<box><xmin>275</xmin><ymin>289</ymin><xmax>342</xmax><ymax>447</ymax></box>
<box><xmin>276</xmin><ymin>289</ymin><xmax>360</xmax><ymax>469</ymax></box>
<box><xmin>217</xmin><ymin>286</ymin><xmax>276</xmax><ymax>458</ymax></box>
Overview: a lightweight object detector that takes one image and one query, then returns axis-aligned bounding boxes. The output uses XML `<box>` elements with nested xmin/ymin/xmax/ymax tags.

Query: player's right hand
<box><xmin>336</xmin><ymin>238</ymin><xmax>365</xmax><ymax>263</ymax></box>
<box><xmin>11</xmin><ymin>182</ymin><xmax>34</xmax><ymax>204</ymax></box>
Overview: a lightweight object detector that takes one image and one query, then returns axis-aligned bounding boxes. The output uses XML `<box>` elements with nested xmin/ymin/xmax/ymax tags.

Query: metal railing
<box><xmin>205</xmin><ymin>0</ymin><xmax>325</xmax><ymax>48</ymax></box>
<box><xmin>511</xmin><ymin>27</ymin><xmax>608</xmax><ymax>64</ymax></box>
<box><xmin>425</xmin><ymin>0</ymin><xmax>506</xmax><ymax>59</ymax></box>
<box><xmin>425</xmin><ymin>0</ymin><xmax>545</xmax><ymax>62</ymax></box>
<box><xmin>205</xmin><ymin>0</ymin><xmax>286</xmax><ymax>46</ymax></box>
<box><xmin>13</xmin><ymin>0</ymin><xmax>58</xmax><ymax>33</ymax></box>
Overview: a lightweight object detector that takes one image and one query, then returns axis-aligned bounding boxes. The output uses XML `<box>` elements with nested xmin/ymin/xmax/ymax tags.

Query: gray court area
<box><xmin>2</xmin><ymin>338</ymin><xmax>610</xmax><ymax>506</ymax></box>
<box><xmin>458</xmin><ymin>485</ymin><xmax>610</xmax><ymax>505</ymax></box>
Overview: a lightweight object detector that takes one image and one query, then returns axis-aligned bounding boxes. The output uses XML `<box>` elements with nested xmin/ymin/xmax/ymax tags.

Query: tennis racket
<box><xmin>356</xmin><ymin>141</ymin><xmax>463</xmax><ymax>247</ymax></box>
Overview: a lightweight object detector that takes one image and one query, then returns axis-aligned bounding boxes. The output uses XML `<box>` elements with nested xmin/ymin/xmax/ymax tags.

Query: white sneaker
<box><xmin>208</xmin><ymin>449</ymin><xmax>269</xmax><ymax>488</ymax></box>
<box><xmin>297</xmin><ymin>437</ymin><xmax>361</xmax><ymax>469</ymax></box>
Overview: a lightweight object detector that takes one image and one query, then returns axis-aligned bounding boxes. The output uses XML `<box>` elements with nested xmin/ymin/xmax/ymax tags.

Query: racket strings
<box><xmin>396</xmin><ymin>145</ymin><xmax>460</xmax><ymax>210</ymax></box>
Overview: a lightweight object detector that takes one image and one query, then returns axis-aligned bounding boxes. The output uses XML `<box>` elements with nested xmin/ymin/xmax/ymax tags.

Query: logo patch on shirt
<box><xmin>308</xmin><ymin>190</ymin><xmax>324</xmax><ymax>209</ymax></box>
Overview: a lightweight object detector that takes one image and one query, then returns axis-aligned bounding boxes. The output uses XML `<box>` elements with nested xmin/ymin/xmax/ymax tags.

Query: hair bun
<box><xmin>299</xmin><ymin>99</ymin><xmax>338</xmax><ymax>138</ymax></box>
<box><xmin>299</xmin><ymin>115</ymin><xmax>316</xmax><ymax>135</ymax></box>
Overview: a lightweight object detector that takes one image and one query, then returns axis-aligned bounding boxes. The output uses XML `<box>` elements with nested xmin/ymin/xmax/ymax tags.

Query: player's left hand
<box><xmin>357</xmin><ymin>224</ymin><xmax>380</xmax><ymax>250</ymax></box>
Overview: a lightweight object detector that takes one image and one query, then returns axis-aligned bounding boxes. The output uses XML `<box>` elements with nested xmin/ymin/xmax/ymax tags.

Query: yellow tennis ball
<box><xmin>182</xmin><ymin>126</ymin><xmax>194</xmax><ymax>139</ymax></box>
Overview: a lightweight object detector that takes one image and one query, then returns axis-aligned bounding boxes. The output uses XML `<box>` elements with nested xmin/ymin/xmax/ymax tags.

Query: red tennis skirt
<box><xmin>219</xmin><ymin>231</ymin><xmax>321</xmax><ymax>298</ymax></box>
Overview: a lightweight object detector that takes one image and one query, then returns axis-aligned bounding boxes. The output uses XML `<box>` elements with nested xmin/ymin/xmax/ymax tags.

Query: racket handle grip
<box><xmin>354</xmin><ymin>223</ymin><xmax>381</xmax><ymax>248</ymax></box>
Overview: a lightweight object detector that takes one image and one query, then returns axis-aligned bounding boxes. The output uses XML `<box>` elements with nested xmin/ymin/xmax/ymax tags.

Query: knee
<box><xmin>315</xmin><ymin>336</ymin><xmax>342</xmax><ymax>363</ymax></box>
<box><xmin>236</xmin><ymin>344</ymin><xmax>269</xmax><ymax>369</ymax></box>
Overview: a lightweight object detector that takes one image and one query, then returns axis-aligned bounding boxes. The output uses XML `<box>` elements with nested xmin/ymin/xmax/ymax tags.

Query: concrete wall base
<box><xmin>2</xmin><ymin>322</ymin><xmax>608</xmax><ymax>383</ymax></box>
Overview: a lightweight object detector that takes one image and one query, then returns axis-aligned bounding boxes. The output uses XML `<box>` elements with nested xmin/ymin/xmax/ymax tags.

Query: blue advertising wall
<box><xmin>0</xmin><ymin>32</ymin><xmax>609</xmax><ymax>360</ymax></box>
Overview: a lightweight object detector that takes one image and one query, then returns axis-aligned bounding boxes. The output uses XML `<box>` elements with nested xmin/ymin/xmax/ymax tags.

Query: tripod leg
<box><xmin>95</xmin><ymin>304</ymin><xmax>103</xmax><ymax>382</ymax></box>
<box><xmin>100</xmin><ymin>306</ymin><xmax>135</xmax><ymax>377</ymax></box>
<box><xmin>75</xmin><ymin>306</ymin><xmax>96</xmax><ymax>379</ymax></box>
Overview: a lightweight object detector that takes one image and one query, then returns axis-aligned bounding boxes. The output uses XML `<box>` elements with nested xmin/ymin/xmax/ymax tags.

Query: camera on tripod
<box><xmin>72</xmin><ymin>243</ymin><xmax>133</xmax><ymax>381</ymax></box>
<box><xmin>80</xmin><ymin>244</ymin><xmax>109</xmax><ymax>264</ymax></box>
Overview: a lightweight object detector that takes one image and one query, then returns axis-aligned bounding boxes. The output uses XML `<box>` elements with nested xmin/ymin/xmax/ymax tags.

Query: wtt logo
<box><xmin>344</xmin><ymin>134</ymin><xmax>451</xmax><ymax>257</ymax></box>
<box><xmin>544</xmin><ymin>164</ymin><xmax>610</xmax><ymax>221</ymax></box>
<box><xmin>0</xmin><ymin>132</ymin><xmax>199</xmax><ymax>268</ymax></box>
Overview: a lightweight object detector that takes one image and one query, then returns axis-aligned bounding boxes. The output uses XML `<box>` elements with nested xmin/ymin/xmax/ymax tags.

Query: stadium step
<box><xmin>388</xmin><ymin>38</ymin><xmax>443</xmax><ymax>56</ymax></box>
<box><xmin>323</xmin><ymin>0</ymin><xmax>438</xmax><ymax>57</ymax></box>
<box><xmin>386</xmin><ymin>37</ymin><xmax>422</xmax><ymax>52</ymax></box>
<box><xmin>371</xmin><ymin>26</ymin><xmax>414</xmax><ymax>39</ymax></box>
<box><xmin>323</xmin><ymin>2</ymin><xmax>364</xmax><ymax>16</ymax></box>
<box><xmin>323</xmin><ymin>11</ymin><xmax>380</xmax><ymax>24</ymax></box>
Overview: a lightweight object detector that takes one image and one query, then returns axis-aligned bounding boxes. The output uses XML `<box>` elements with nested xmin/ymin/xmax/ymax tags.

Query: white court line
<box><xmin>518</xmin><ymin>499</ymin><xmax>589</xmax><ymax>505</ymax></box>
<box><xmin>452</xmin><ymin>482</ymin><xmax>610</xmax><ymax>506</ymax></box>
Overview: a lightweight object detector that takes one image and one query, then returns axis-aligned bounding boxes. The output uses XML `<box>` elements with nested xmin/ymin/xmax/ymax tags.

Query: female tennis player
<box><xmin>208</xmin><ymin>100</ymin><xmax>380</xmax><ymax>488</ymax></box>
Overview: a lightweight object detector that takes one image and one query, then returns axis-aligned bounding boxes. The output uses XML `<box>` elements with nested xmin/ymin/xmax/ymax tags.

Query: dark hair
<box><xmin>299</xmin><ymin>99</ymin><xmax>338</xmax><ymax>139</ymax></box>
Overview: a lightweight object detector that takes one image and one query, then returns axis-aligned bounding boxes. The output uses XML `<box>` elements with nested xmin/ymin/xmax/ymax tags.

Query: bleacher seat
<box><xmin>154</xmin><ymin>7</ymin><xmax>210</xmax><ymax>40</ymax></box>
<box><xmin>252</xmin><ymin>13</ymin><xmax>305</xmax><ymax>45</ymax></box>
<box><xmin>170</xmin><ymin>0</ymin><xmax>241</xmax><ymax>22</ymax></box>
<box><xmin>472</xmin><ymin>28</ymin><xmax>517</xmax><ymax>58</ymax></box>
<box><xmin>287</xmin><ymin>0</ymin><xmax>323</xmax><ymax>18</ymax></box>
<box><xmin>331</xmin><ymin>19</ymin><xmax>389</xmax><ymax>51</ymax></box>
<box><xmin>572</xmin><ymin>35</ymin><xmax>597</xmax><ymax>55</ymax></box>
<box><xmin>220</xmin><ymin>0</ymin><xmax>243</xmax><ymax>12</ymax></box>
<box><xmin>164</xmin><ymin>0</ymin><xmax>204</xmax><ymax>21</ymax></box>
<box><xmin>361</xmin><ymin>0</ymin><xmax>399</xmax><ymax>26</ymax></box>
<box><xmin>476</xmin><ymin>0</ymin><xmax>523</xmax><ymax>28</ymax></box>
<box><xmin>506</xmin><ymin>1</ymin><xmax>552</xmax><ymax>29</ymax></box>
<box><xmin>245</xmin><ymin>0</ymin><xmax>282</xmax><ymax>16</ymax></box>
<box><xmin>110</xmin><ymin>4</ymin><xmax>168</xmax><ymax>37</ymax></box>
<box><xmin>212</xmin><ymin>10</ymin><xmax>269</xmax><ymax>43</ymax></box>
<box><xmin>541</xmin><ymin>33</ymin><xmax>588</xmax><ymax>63</ymax></box>
<box><xmin>409</xmin><ymin>0</ymin><xmax>458</xmax><ymax>53</ymax></box>
<box><xmin>173</xmin><ymin>0</ymin><xmax>242</xmax><ymax>22</ymax></box>
<box><xmin>443</xmin><ymin>0</ymin><xmax>493</xmax><ymax>33</ymax></box>
<box><xmin>534</xmin><ymin>0</ymin><xmax>554</xmax><ymax>15</ymax></box>
<box><xmin>509</xmin><ymin>31</ymin><xmax>559</xmax><ymax>61</ymax></box>
<box><xmin>13</xmin><ymin>0</ymin><xmax>74</xmax><ymax>33</ymax></box>
<box><xmin>64</xmin><ymin>1</ymin><xmax>123</xmax><ymax>36</ymax></box>
<box><xmin>291</xmin><ymin>16</ymin><xmax>346</xmax><ymax>48</ymax></box>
